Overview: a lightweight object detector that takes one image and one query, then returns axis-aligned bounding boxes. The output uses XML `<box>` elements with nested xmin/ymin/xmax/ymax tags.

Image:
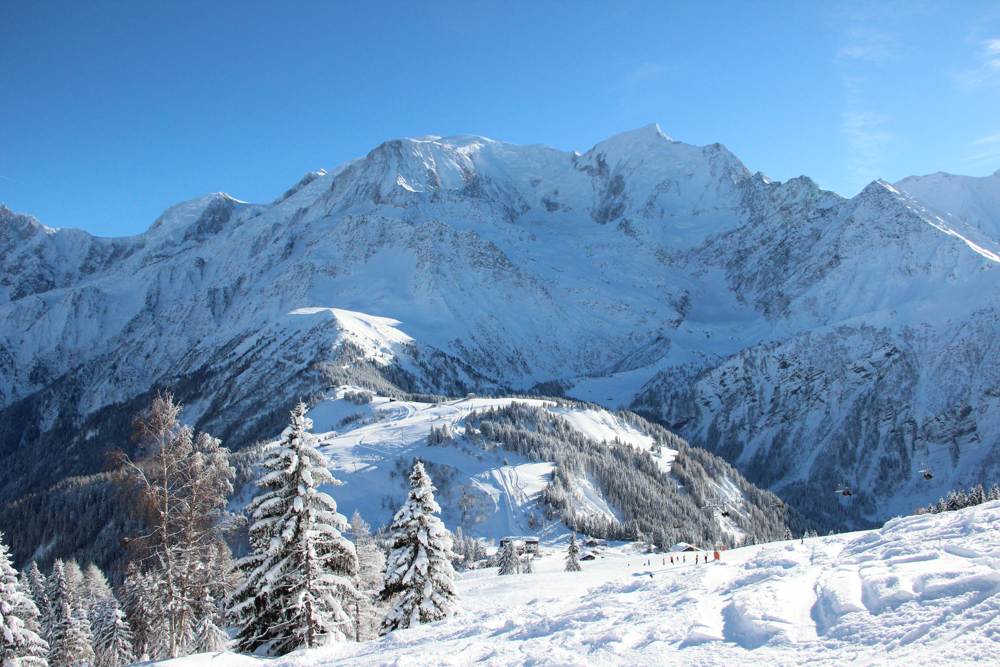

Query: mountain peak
<box><xmin>588</xmin><ymin>123</ymin><xmax>673</xmax><ymax>155</ymax></box>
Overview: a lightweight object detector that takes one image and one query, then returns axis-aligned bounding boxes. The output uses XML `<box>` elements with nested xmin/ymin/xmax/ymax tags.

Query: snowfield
<box><xmin>155</xmin><ymin>501</ymin><xmax>1000</xmax><ymax>666</ymax></box>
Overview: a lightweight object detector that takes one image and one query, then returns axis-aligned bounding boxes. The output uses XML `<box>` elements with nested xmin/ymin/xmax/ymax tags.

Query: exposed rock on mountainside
<box><xmin>2</xmin><ymin>125</ymin><xmax>998</xmax><ymax>563</ymax></box>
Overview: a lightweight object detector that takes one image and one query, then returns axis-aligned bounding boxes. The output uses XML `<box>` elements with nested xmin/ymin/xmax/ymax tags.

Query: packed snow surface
<box><xmin>157</xmin><ymin>501</ymin><xmax>999</xmax><ymax>666</ymax></box>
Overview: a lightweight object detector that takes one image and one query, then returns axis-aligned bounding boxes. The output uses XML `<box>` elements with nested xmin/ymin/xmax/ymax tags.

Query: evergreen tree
<box><xmin>968</xmin><ymin>484</ymin><xmax>986</xmax><ymax>506</ymax></box>
<box><xmin>229</xmin><ymin>403</ymin><xmax>358</xmax><ymax>655</ymax></box>
<box><xmin>46</xmin><ymin>561</ymin><xmax>94</xmax><ymax>667</ymax></box>
<box><xmin>61</xmin><ymin>562</ymin><xmax>85</xmax><ymax>615</ymax></box>
<box><xmin>190</xmin><ymin>610</ymin><xmax>229</xmax><ymax>653</ymax></box>
<box><xmin>565</xmin><ymin>534</ymin><xmax>582</xmax><ymax>572</ymax></box>
<box><xmin>380</xmin><ymin>462</ymin><xmax>458</xmax><ymax>634</ymax></box>
<box><xmin>91</xmin><ymin>598</ymin><xmax>134</xmax><ymax>667</ymax></box>
<box><xmin>521</xmin><ymin>555</ymin><xmax>533</xmax><ymax>574</ymax></box>
<box><xmin>175</xmin><ymin>431</ymin><xmax>238</xmax><ymax>655</ymax></box>
<box><xmin>349</xmin><ymin>513</ymin><xmax>386</xmax><ymax>642</ymax></box>
<box><xmin>22</xmin><ymin>564</ymin><xmax>49</xmax><ymax>642</ymax></box>
<box><xmin>496</xmin><ymin>541</ymin><xmax>520</xmax><ymax>576</ymax></box>
<box><xmin>451</xmin><ymin>526</ymin><xmax>466</xmax><ymax>569</ymax></box>
<box><xmin>0</xmin><ymin>532</ymin><xmax>49</xmax><ymax>667</ymax></box>
<box><xmin>120</xmin><ymin>564</ymin><xmax>150</xmax><ymax>660</ymax></box>
<box><xmin>79</xmin><ymin>566</ymin><xmax>112</xmax><ymax>617</ymax></box>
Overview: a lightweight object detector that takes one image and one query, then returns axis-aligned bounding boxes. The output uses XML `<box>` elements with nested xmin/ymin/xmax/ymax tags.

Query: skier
<box><xmin>714</xmin><ymin>550</ymin><xmax>720</xmax><ymax>561</ymax></box>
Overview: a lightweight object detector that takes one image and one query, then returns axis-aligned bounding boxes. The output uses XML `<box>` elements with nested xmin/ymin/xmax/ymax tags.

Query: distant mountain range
<box><xmin>2</xmin><ymin>124</ymin><xmax>998</xmax><ymax>552</ymax></box>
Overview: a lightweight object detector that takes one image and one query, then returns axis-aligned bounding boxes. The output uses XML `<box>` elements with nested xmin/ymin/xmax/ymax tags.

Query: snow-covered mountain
<box><xmin>2</xmin><ymin>124</ymin><xmax>998</xmax><ymax>540</ymax></box>
<box><xmin>896</xmin><ymin>169</ymin><xmax>1000</xmax><ymax>243</ymax></box>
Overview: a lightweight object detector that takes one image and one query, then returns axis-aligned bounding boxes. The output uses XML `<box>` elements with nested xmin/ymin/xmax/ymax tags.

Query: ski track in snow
<box><xmin>156</xmin><ymin>502</ymin><xmax>1000</xmax><ymax>666</ymax></box>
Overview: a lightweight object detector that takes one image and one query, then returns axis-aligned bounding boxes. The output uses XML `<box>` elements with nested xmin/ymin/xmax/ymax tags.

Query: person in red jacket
<box><xmin>713</xmin><ymin>550</ymin><xmax>721</xmax><ymax>561</ymax></box>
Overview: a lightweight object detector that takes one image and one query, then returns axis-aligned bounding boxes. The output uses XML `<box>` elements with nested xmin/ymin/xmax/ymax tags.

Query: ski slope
<box><xmin>156</xmin><ymin>501</ymin><xmax>1000</xmax><ymax>666</ymax></box>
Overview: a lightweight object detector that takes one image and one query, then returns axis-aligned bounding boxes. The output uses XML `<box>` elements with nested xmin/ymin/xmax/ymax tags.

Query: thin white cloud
<box><xmin>955</xmin><ymin>37</ymin><xmax>1000</xmax><ymax>90</ymax></box>
<box><xmin>615</xmin><ymin>62</ymin><xmax>669</xmax><ymax>112</ymax></box>
<box><xmin>836</xmin><ymin>22</ymin><xmax>896</xmax><ymax>187</ymax></box>
<box><xmin>837</xmin><ymin>26</ymin><xmax>899</xmax><ymax>63</ymax></box>
<box><xmin>620</xmin><ymin>62</ymin><xmax>667</xmax><ymax>90</ymax></box>
<box><xmin>964</xmin><ymin>131</ymin><xmax>1000</xmax><ymax>166</ymax></box>
<box><xmin>842</xmin><ymin>110</ymin><xmax>891</xmax><ymax>183</ymax></box>
<box><xmin>973</xmin><ymin>131</ymin><xmax>1000</xmax><ymax>146</ymax></box>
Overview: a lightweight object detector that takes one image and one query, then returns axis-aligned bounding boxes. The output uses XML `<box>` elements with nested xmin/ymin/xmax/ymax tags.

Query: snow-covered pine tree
<box><xmin>452</xmin><ymin>526</ymin><xmax>466</xmax><ymax>569</ymax></box>
<box><xmin>190</xmin><ymin>603</ymin><xmax>229</xmax><ymax>654</ymax></box>
<box><xmin>379</xmin><ymin>462</ymin><xmax>458</xmax><ymax>634</ymax></box>
<box><xmin>947</xmin><ymin>490</ymin><xmax>967</xmax><ymax>511</ymax></box>
<box><xmin>91</xmin><ymin>598</ymin><xmax>134</xmax><ymax>667</ymax></box>
<box><xmin>46</xmin><ymin>560</ymin><xmax>95</xmax><ymax>667</ymax></box>
<box><xmin>229</xmin><ymin>402</ymin><xmax>358</xmax><ymax>655</ymax></box>
<box><xmin>61</xmin><ymin>562</ymin><xmax>85</xmax><ymax>613</ymax></box>
<box><xmin>79</xmin><ymin>566</ymin><xmax>112</xmax><ymax>617</ymax></box>
<box><xmin>22</xmin><ymin>563</ymin><xmax>49</xmax><ymax>641</ymax></box>
<box><xmin>565</xmin><ymin>534</ymin><xmax>581</xmax><ymax>572</ymax></box>
<box><xmin>496</xmin><ymin>541</ymin><xmax>520</xmax><ymax>576</ymax></box>
<box><xmin>521</xmin><ymin>555</ymin><xmax>533</xmax><ymax>574</ymax></box>
<box><xmin>175</xmin><ymin>430</ymin><xmax>237</xmax><ymax>651</ymax></box>
<box><xmin>0</xmin><ymin>532</ymin><xmax>49</xmax><ymax>667</ymax></box>
<box><xmin>969</xmin><ymin>484</ymin><xmax>986</xmax><ymax>505</ymax></box>
<box><xmin>60</xmin><ymin>559</ymin><xmax>96</xmax><ymax>648</ymax></box>
<box><xmin>349</xmin><ymin>512</ymin><xmax>386</xmax><ymax>642</ymax></box>
<box><xmin>120</xmin><ymin>564</ymin><xmax>150</xmax><ymax>660</ymax></box>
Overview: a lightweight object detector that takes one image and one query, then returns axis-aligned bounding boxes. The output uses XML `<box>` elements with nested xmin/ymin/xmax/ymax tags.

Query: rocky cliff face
<box><xmin>2</xmin><ymin>124</ymin><xmax>998</xmax><ymax>531</ymax></box>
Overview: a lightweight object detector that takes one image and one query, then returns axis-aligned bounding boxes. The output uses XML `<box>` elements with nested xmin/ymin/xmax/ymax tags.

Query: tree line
<box><xmin>465</xmin><ymin>403</ymin><xmax>788</xmax><ymax>549</ymax></box>
<box><xmin>914</xmin><ymin>483</ymin><xmax>1000</xmax><ymax>515</ymax></box>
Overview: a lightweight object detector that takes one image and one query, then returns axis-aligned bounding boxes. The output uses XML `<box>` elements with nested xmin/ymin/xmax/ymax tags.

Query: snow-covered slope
<box><xmin>154</xmin><ymin>500</ymin><xmax>1000</xmax><ymax>666</ymax></box>
<box><xmin>236</xmin><ymin>387</ymin><xmax>783</xmax><ymax>549</ymax></box>
<box><xmin>896</xmin><ymin>169</ymin><xmax>1000</xmax><ymax>243</ymax></box>
<box><xmin>2</xmin><ymin>125</ymin><xmax>999</xmax><ymax>544</ymax></box>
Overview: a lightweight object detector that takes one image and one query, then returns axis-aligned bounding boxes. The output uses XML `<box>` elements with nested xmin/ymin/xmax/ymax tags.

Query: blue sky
<box><xmin>2</xmin><ymin>0</ymin><xmax>1000</xmax><ymax>236</ymax></box>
